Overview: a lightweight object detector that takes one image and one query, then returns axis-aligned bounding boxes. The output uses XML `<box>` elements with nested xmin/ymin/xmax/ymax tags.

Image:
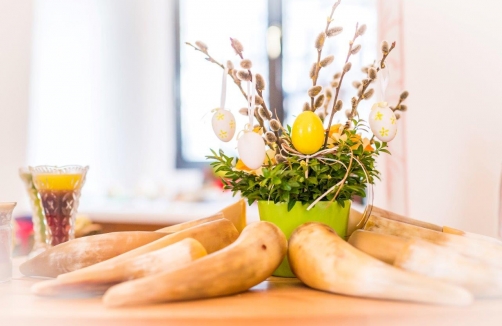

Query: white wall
<box><xmin>403</xmin><ymin>0</ymin><xmax>502</xmax><ymax>236</ymax></box>
<box><xmin>0</xmin><ymin>0</ymin><xmax>33</xmax><ymax>207</ymax></box>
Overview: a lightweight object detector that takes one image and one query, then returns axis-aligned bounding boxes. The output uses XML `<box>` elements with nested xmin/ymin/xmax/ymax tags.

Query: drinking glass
<box><xmin>0</xmin><ymin>202</ymin><xmax>16</xmax><ymax>282</ymax></box>
<box><xmin>30</xmin><ymin>165</ymin><xmax>89</xmax><ymax>247</ymax></box>
<box><xmin>19</xmin><ymin>168</ymin><xmax>47</xmax><ymax>256</ymax></box>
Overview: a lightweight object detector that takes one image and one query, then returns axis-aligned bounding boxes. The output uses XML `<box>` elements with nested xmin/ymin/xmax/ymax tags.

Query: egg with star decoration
<box><xmin>369</xmin><ymin>102</ymin><xmax>398</xmax><ymax>142</ymax></box>
<box><xmin>291</xmin><ymin>111</ymin><xmax>325</xmax><ymax>154</ymax></box>
<box><xmin>211</xmin><ymin>108</ymin><xmax>236</xmax><ymax>142</ymax></box>
<box><xmin>237</xmin><ymin>131</ymin><xmax>266</xmax><ymax>170</ymax></box>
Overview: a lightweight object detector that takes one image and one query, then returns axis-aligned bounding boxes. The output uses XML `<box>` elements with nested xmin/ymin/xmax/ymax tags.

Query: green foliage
<box><xmin>207</xmin><ymin>120</ymin><xmax>389</xmax><ymax>210</ymax></box>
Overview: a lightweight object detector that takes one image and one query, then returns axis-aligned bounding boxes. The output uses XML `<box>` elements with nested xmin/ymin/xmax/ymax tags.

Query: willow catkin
<box><xmin>326</xmin><ymin>26</ymin><xmax>343</xmax><ymax>37</ymax></box>
<box><xmin>255</xmin><ymin>74</ymin><xmax>265</xmax><ymax>90</ymax></box>
<box><xmin>333</xmin><ymin>72</ymin><xmax>341</xmax><ymax>79</ymax></box>
<box><xmin>302</xmin><ymin>102</ymin><xmax>311</xmax><ymax>112</ymax></box>
<box><xmin>357</xmin><ymin>24</ymin><xmax>367</xmax><ymax>36</ymax></box>
<box><xmin>265</xmin><ymin>131</ymin><xmax>277</xmax><ymax>143</ymax></box>
<box><xmin>314</xmin><ymin>94</ymin><xmax>325</xmax><ymax>109</ymax></box>
<box><xmin>226</xmin><ymin>60</ymin><xmax>234</xmax><ymax>70</ymax></box>
<box><xmin>230</xmin><ymin>38</ymin><xmax>244</xmax><ymax>54</ymax></box>
<box><xmin>258</xmin><ymin>107</ymin><xmax>271</xmax><ymax>120</ymax></box>
<box><xmin>239</xmin><ymin>108</ymin><xmax>249</xmax><ymax>116</ymax></box>
<box><xmin>381</xmin><ymin>40</ymin><xmax>389</xmax><ymax>54</ymax></box>
<box><xmin>368</xmin><ymin>67</ymin><xmax>377</xmax><ymax>79</ymax></box>
<box><xmin>363</xmin><ymin>88</ymin><xmax>374</xmax><ymax>99</ymax></box>
<box><xmin>351</xmin><ymin>44</ymin><xmax>361</xmax><ymax>55</ymax></box>
<box><xmin>352</xmin><ymin>81</ymin><xmax>361</xmax><ymax>89</ymax></box>
<box><xmin>309</xmin><ymin>63</ymin><xmax>317</xmax><ymax>79</ymax></box>
<box><xmin>315</xmin><ymin>32</ymin><xmax>326</xmax><ymax>50</ymax></box>
<box><xmin>269</xmin><ymin>119</ymin><xmax>281</xmax><ymax>131</ymax></box>
<box><xmin>334</xmin><ymin>99</ymin><xmax>343</xmax><ymax>111</ymax></box>
<box><xmin>255</xmin><ymin>95</ymin><xmax>264</xmax><ymax>105</ymax></box>
<box><xmin>343</xmin><ymin>62</ymin><xmax>352</xmax><ymax>73</ymax></box>
<box><xmin>236</xmin><ymin>70</ymin><xmax>251</xmax><ymax>81</ymax></box>
<box><xmin>400</xmin><ymin>91</ymin><xmax>409</xmax><ymax>100</ymax></box>
<box><xmin>195</xmin><ymin>41</ymin><xmax>208</xmax><ymax>52</ymax></box>
<box><xmin>308</xmin><ymin>86</ymin><xmax>323</xmax><ymax>97</ymax></box>
<box><xmin>399</xmin><ymin>104</ymin><xmax>408</xmax><ymax>112</ymax></box>
<box><xmin>275</xmin><ymin>154</ymin><xmax>287</xmax><ymax>163</ymax></box>
<box><xmin>240</xmin><ymin>59</ymin><xmax>252</xmax><ymax>69</ymax></box>
<box><xmin>320</xmin><ymin>55</ymin><xmax>334</xmax><ymax>67</ymax></box>
<box><xmin>395</xmin><ymin>112</ymin><xmax>401</xmax><ymax>120</ymax></box>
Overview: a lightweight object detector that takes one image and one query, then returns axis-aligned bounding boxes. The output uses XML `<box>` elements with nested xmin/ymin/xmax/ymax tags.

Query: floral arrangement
<box><xmin>187</xmin><ymin>0</ymin><xmax>409</xmax><ymax>210</ymax></box>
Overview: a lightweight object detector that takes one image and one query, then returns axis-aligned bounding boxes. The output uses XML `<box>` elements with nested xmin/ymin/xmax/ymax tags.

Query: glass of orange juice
<box><xmin>29</xmin><ymin>165</ymin><xmax>89</xmax><ymax>247</ymax></box>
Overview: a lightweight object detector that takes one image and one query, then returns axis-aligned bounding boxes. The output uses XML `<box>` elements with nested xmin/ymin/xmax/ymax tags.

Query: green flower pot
<box><xmin>258</xmin><ymin>200</ymin><xmax>351</xmax><ymax>277</ymax></box>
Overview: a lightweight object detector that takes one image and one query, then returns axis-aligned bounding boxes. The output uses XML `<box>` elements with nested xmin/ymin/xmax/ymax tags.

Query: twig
<box><xmin>310</xmin><ymin>0</ymin><xmax>342</xmax><ymax>110</ymax></box>
<box><xmin>322</xmin><ymin>23</ymin><xmax>361</xmax><ymax>148</ymax></box>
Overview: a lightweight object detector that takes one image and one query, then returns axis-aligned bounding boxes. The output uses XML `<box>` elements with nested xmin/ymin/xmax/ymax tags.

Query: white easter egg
<box><xmin>237</xmin><ymin>131</ymin><xmax>266</xmax><ymax>170</ymax></box>
<box><xmin>211</xmin><ymin>109</ymin><xmax>236</xmax><ymax>142</ymax></box>
<box><xmin>369</xmin><ymin>105</ymin><xmax>398</xmax><ymax>142</ymax></box>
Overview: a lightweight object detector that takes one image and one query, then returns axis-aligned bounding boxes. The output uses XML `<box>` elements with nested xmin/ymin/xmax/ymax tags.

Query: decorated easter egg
<box><xmin>291</xmin><ymin>111</ymin><xmax>325</xmax><ymax>154</ymax></box>
<box><xmin>369</xmin><ymin>103</ymin><xmax>398</xmax><ymax>142</ymax></box>
<box><xmin>211</xmin><ymin>109</ymin><xmax>236</xmax><ymax>142</ymax></box>
<box><xmin>237</xmin><ymin>131</ymin><xmax>266</xmax><ymax>170</ymax></box>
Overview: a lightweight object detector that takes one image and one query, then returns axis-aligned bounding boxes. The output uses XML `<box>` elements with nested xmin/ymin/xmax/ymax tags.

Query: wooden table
<box><xmin>1</xmin><ymin>258</ymin><xmax>502</xmax><ymax>326</ymax></box>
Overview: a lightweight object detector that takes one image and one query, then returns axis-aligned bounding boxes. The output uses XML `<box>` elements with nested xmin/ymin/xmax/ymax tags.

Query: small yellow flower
<box><xmin>390</xmin><ymin>116</ymin><xmax>396</xmax><ymax>125</ymax></box>
<box><xmin>216</xmin><ymin>112</ymin><xmax>225</xmax><ymax>121</ymax></box>
<box><xmin>219</xmin><ymin>130</ymin><xmax>228</xmax><ymax>139</ymax></box>
<box><xmin>379</xmin><ymin>127</ymin><xmax>389</xmax><ymax>137</ymax></box>
<box><xmin>375</xmin><ymin>111</ymin><xmax>383</xmax><ymax>121</ymax></box>
<box><xmin>229</xmin><ymin>120</ymin><xmax>235</xmax><ymax>129</ymax></box>
<box><xmin>300</xmin><ymin>160</ymin><xmax>307</xmax><ymax>166</ymax></box>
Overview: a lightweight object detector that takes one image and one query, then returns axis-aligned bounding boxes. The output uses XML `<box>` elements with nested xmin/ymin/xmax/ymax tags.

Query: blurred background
<box><xmin>1</xmin><ymin>0</ymin><xmax>502</xmax><ymax>243</ymax></box>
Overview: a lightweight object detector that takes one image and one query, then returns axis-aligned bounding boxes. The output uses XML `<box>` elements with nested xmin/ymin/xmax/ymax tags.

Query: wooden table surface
<box><xmin>1</xmin><ymin>258</ymin><xmax>502</xmax><ymax>326</ymax></box>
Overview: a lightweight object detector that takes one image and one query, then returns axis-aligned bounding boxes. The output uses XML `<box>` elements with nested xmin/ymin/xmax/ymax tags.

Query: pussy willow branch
<box><xmin>322</xmin><ymin>23</ymin><xmax>361</xmax><ymax>148</ymax></box>
<box><xmin>337</xmin><ymin>41</ymin><xmax>396</xmax><ymax>136</ymax></box>
<box><xmin>310</xmin><ymin>0</ymin><xmax>342</xmax><ymax>110</ymax></box>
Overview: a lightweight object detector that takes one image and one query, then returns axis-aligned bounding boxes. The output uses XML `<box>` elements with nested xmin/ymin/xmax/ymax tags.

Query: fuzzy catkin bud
<box><xmin>255</xmin><ymin>74</ymin><xmax>265</xmax><ymax>90</ymax></box>
<box><xmin>239</xmin><ymin>107</ymin><xmax>249</xmax><ymax>116</ymax></box>
<box><xmin>368</xmin><ymin>67</ymin><xmax>377</xmax><ymax>79</ymax></box>
<box><xmin>255</xmin><ymin>95</ymin><xmax>264</xmax><ymax>105</ymax></box>
<box><xmin>335</xmin><ymin>99</ymin><xmax>343</xmax><ymax>111</ymax></box>
<box><xmin>345</xmin><ymin>109</ymin><xmax>352</xmax><ymax>118</ymax></box>
<box><xmin>399</xmin><ymin>104</ymin><xmax>408</xmax><ymax>112</ymax></box>
<box><xmin>314</xmin><ymin>94</ymin><xmax>325</xmax><ymax>109</ymax></box>
<box><xmin>381</xmin><ymin>41</ymin><xmax>389</xmax><ymax>54</ymax></box>
<box><xmin>326</xmin><ymin>26</ymin><xmax>343</xmax><ymax>37</ymax></box>
<box><xmin>240</xmin><ymin>59</ymin><xmax>252</xmax><ymax>69</ymax></box>
<box><xmin>236</xmin><ymin>70</ymin><xmax>251</xmax><ymax>81</ymax></box>
<box><xmin>400</xmin><ymin>91</ymin><xmax>409</xmax><ymax>100</ymax></box>
<box><xmin>275</xmin><ymin>154</ymin><xmax>287</xmax><ymax>163</ymax></box>
<box><xmin>395</xmin><ymin>113</ymin><xmax>401</xmax><ymax>120</ymax></box>
<box><xmin>331</xmin><ymin>80</ymin><xmax>339</xmax><ymax>88</ymax></box>
<box><xmin>315</xmin><ymin>32</ymin><xmax>326</xmax><ymax>50</ymax></box>
<box><xmin>302</xmin><ymin>102</ymin><xmax>311</xmax><ymax>111</ymax></box>
<box><xmin>317</xmin><ymin>111</ymin><xmax>326</xmax><ymax>120</ymax></box>
<box><xmin>265</xmin><ymin>131</ymin><xmax>277</xmax><ymax>143</ymax></box>
<box><xmin>357</xmin><ymin>85</ymin><xmax>363</xmax><ymax>97</ymax></box>
<box><xmin>258</xmin><ymin>107</ymin><xmax>271</xmax><ymax>120</ymax></box>
<box><xmin>343</xmin><ymin>62</ymin><xmax>352</xmax><ymax>73</ymax></box>
<box><xmin>270</xmin><ymin>119</ymin><xmax>281</xmax><ymax>131</ymax></box>
<box><xmin>325</xmin><ymin>88</ymin><xmax>332</xmax><ymax>99</ymax></box>
<box><xmin>226</xmin><ymin>60</ymin><xmax>234</xmax><ymax>70</ymax></box>
<box><xmin>309</xmin><ymin>63</ymin><xmax>317</xmax><ymax>79</ymax></box>
<box><xmin>351</xmin><ymin>44</ymin><xmax>361</xmax><ymax>55</ymax></box>
<box><xmin>333</xmin><ymin>72</ymin><xmax>341</xmax><ymax>79</ymax></box>
<box><xmin>195</xmin><ymin>41</ymin><xmax>208</xmax><ymax>52</ymax></box>
<box><xmin>320</xmin><ymin>55</ymin><xmax>334</xmax><ymax>67</ymax></box>
<box><xmin>308</xmin><ymin>86</ymin><xmax>323</xmax><ymax>97</ymax></box>
<box><xmin>352</xmin><ymin>81</ymin><xmax>361</xmax><ymax>89</ymax></box>
<box><xmin>230</xmin><ymin>38</ymin><xmax>244</xmax><ymax>54</ymax></box>
<box><xmin>357</xmin><ymin>24</ymin><xmax>367</xmax><ymax>36</ymax></box>
<box><xmin>363</xmin><ymin>88</ymin><xmax>374</xmax><ymax>99</ymax></box>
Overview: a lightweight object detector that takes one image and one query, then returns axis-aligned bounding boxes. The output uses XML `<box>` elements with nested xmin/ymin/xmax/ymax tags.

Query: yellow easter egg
<box><xmin>291</xmin><ymin>111</ymin><xmax>325</xmax><ymax>154</ymax></box>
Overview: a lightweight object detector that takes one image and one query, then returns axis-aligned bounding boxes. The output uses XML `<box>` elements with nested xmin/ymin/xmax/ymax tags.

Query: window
<box><xmin>176</xmin><ymin>0</ymin><xmax>377</xmax><ymax>168</ymax></box>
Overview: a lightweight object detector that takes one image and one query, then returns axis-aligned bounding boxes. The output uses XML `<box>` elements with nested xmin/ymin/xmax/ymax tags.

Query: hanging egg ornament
<box><xmin>291</xmin><ymin>111</ymin><xmax>325</xmax><ymax>154</ymax></box>
<box><xmin>369</xmin><ymin>102</ymin><xmax>398</xmax><ymax>142</ymax></box>
<box><xmin>211</xmin><ymin>108</ymin><xmax>236</xmax><ymax>142</ymax></box>
<box><xmin>237</xmin><ymin>131</ymin><xmax>266</xmax><ymax>170</ymax></box>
